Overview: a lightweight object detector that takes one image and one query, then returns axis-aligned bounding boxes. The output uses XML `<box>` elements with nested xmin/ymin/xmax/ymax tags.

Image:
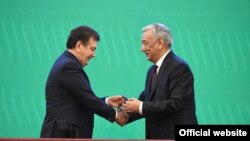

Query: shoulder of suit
<box><xmin>168</xmin><ymin>54</ymin><xmax>193</xmax><ymax>73</ymax></box>
<box><xmin>172</xmin><ymin>55</ymin><xmax>189</xmax><ymax>66</ymax></box>
<box><xmin>55</xmin><ymin>54</ymin><xmax>81</xmax><ymax>70</ymax></box>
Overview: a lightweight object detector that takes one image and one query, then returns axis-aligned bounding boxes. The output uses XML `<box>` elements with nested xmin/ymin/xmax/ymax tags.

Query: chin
<box><xmin>85</xmin><ymin>61</ymin><xmax>90</xmax><ymax>65</ymax></box>
<box><xmin>147</xmin><ymin>57</ymin><xmax>152</xmax><ymax>61</ymax></box>
<box><xmin>81</xmin><ymin>62</ymin><xmax>87</xmax><ymax>67</ymax></box>
<box><xmin>147</xmin><ymin>58</ymin><xmax>154</xmax><ymax>63</ymax></box>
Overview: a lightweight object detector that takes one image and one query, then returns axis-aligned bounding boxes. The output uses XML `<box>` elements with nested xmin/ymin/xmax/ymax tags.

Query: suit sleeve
<box><xmin>127</xmin><ymin>91</ymin><xmax>145</xmax><ymax>124</ymax></box>
<box><xmin>60</xmin><ymin>62</ymin><xmax>116</xmax><ymax>122</ymax></box>
<box><xmin>127</xmin><ymin>67</ymin><xmax>153</xmax><ymax>123</ymax></box>
<box><xmin>142</xmin><ymin>63</ymin><xmax>195</xmax><ymax>117</ymax></box>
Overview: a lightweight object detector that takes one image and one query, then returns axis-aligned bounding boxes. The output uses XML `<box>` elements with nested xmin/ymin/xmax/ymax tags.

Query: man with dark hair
<box><xmin>40</xmin><ymin>25</ymin><xmax>128</xmax><ymax>138</ymax></box>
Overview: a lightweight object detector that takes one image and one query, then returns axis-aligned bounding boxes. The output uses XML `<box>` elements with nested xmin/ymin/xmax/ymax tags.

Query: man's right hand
<box><xmin>108</xmin><ymin>95</ymin><xmax>127</xmax><ymax>108</ymax></box>
<box><xmin>115</xmin><ymin>108</ymin><xmax>129</xmax><ymax>126</ymax></box>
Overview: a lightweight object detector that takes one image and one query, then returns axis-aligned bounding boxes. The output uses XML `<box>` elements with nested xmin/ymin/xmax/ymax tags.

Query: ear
<box><xmin>75</xmin><ymin>41</ymin><xmax>82</xmax><ymax>52</ymax></box>
<box><xmin>158</xmin><ymin>38</ymin><xmax>164</xmax><ymax>49</ymax></box>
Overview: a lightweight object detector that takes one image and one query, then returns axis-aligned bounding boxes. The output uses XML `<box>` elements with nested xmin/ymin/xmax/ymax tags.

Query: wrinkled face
<box><xmin>141</xmin><ymin>29</ymin><xmax>161</xmax><ymax>63</ymax></box>
<box><xmin>76</xmin><ymin>37</ymin><xmax>97</xmax><ymax>66</ymax></box>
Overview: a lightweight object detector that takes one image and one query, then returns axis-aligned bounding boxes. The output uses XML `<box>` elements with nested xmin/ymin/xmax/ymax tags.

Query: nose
<box><xmin>141</xmin><ymin>46</ymin><xmax>146</xmax><ymax>52</ymax></box>
<box><xmin>92</xmin><ymin>52</ymin><xmax>95</xmax><ymax>57</ymax></box>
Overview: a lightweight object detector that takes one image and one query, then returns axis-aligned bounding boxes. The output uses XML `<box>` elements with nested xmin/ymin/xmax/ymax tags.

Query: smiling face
<box><xmin>141</xmin><ymin>29</ymin><xmax>162</xmax><ymax>63</ymax></box>
<box><xmin>75</xmin><ymin>37</ymin><xmax>97</xmax><ymax>66</ymax></box>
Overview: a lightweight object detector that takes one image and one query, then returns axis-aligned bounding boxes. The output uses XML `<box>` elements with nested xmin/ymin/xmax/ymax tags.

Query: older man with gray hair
<box><xmin>122</xmin><ymin>23</ymin><xmax>198</xmax><ymax>139</ymax></box>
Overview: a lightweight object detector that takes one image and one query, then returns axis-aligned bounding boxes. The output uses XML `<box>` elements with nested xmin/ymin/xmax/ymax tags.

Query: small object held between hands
<box><xmin>122</xmin><ymin>96</ymin><xmax>128</xmax><ymax>101</ymax></box>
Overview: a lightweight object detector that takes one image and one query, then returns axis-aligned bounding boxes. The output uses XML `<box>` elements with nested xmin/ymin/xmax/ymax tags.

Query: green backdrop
<box><xmin>0</xmin><ymin>0</ymin><xmax>250</xmax><ymax>139</ymax></box>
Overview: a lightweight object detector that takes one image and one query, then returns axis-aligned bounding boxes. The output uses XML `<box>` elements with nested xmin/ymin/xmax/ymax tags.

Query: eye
<box><xmin>143</xmin><ymin>42</ymin><xmax>149</xmax><ymax>46</ymax></box>
<box><xmin>90</xmin><ymin>48</ymin><xmax>96</xmax><ymax>51</ymax></box>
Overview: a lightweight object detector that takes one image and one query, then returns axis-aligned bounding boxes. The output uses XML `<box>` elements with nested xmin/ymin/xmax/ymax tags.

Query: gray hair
<box><xmin>142</xmin><ymin>23</ymin><xmax>173</xmax><ymax>47</ymax></box>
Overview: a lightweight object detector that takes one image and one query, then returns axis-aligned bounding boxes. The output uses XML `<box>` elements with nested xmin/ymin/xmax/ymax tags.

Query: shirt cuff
<box><xmin>139</xmin><ymin>102</ymin><xmax>143</xmax><ymax>115</ymax></box>
<box><xmin>115</xmin><ymin>110</ymin><xmax>118</xmax><ymax>119</ymax></box>
<box><xmin>105</xmin><ymin>97</ymin><xmax>110</xmax><ymax>105</ymax></box>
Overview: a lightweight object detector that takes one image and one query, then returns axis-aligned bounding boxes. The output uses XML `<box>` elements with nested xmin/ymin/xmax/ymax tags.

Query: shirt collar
<box><xmin>156</xmin><ymin>49</ymin><xmax>171</xmax><ymax>72</ymax></box>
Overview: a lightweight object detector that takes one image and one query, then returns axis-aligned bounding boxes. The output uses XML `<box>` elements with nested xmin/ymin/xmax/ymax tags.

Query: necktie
<box><xmin>151</xmin><ymin>65</ymin><xmax>158</xmax><ymax>91</ymax></box>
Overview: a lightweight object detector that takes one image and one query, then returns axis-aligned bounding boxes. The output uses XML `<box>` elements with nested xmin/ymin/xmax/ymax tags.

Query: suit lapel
<box><xmin>149</xmin><ymin>51</ymin><xmax>174</xmax><ymax>100</ymax></box>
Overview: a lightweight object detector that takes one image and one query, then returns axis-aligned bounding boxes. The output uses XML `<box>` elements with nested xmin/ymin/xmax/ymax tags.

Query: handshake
<box><xmin>107</xmin><ymin>95</ymin><xmax>142</xmax><ymax>126</ymax></box>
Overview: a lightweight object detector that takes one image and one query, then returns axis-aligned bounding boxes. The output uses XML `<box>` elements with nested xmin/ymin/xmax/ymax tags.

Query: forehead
<box><xmin>142</xmin><ymin>29</ymin><xmax>154</xmax><ymax>41</ymax></box>
<box><xmin>87</xmin><ymin>37</ymin><xmax>98</xmax><ymax>46</ymax></box>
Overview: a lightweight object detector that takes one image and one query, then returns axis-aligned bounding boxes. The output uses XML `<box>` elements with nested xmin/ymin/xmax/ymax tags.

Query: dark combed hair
<box><xmin>66</xmin><ymin>25</ymin><xmax>100</xmax><ymax>49</ymax></box>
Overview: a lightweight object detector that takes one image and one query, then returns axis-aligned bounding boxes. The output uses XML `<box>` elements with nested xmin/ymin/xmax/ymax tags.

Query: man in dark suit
<box><xmin>122</xmin><ymin>23</ymin><xmax>198</xmax><ymax>139</ymax></box>
<box><xmin>40</xmin><ymin>26</ymin><xmax>128</xmax><ymax>138</ymax></box>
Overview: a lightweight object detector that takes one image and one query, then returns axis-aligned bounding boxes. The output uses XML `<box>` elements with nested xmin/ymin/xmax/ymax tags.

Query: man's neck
<box><xmin>154</xmin><ymin>48</ymin><xmax>170</xmax><ymax>63</ymax></box>
<box><xmin>67</xmin><ymin>49</ymin><xmax>81</xmax><ymax>63</ymax></box>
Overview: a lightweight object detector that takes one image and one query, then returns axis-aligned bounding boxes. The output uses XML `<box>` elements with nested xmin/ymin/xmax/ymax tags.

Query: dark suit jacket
<box><xmin>40</xmin><ymin>51</ymin><xmax>116</xmax><ymax>138</ymax></box>
<box><xmin>129</xmin><ymin>51</ymin><xmax>198</xmax><ymax>139</ymax></box>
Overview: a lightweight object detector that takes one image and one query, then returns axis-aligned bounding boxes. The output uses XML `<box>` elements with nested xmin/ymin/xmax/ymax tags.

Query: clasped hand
<box><xmin>108</xmin><ymin>96</ymin><xmax>142</xmax><ymax>126</ymax></box>
<box><xmin>108</xmin><ymin>95</ymin><xmax>129</xmax><ymax>126</ymax></box>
